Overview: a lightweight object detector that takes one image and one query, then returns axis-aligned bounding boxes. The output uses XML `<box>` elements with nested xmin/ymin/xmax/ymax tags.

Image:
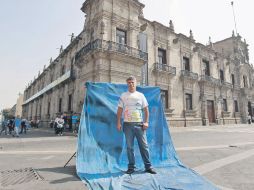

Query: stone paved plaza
<box><xmin>0</xmin><ymin>124</ymin><xmax>254</xmax><ymax>189</ymax></box>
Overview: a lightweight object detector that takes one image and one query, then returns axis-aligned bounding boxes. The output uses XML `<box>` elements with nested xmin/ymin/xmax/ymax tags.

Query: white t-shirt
<box><xmin>56</xmin><ymin>118</ymin><xmax>64</xmax><ymax>128</ymax></box>
<box><xmin>118</xmin><ymin>91</ymin><xmax>148</xmax><ymax>122</ymax></box>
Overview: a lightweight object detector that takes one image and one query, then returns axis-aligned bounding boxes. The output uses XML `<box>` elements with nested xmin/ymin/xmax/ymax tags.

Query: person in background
<box><xmin>116</xmin><ymin>76</ymin><xmax>156</xmax><ymax>175</ymax></box>
<box><xmin>20</xmin><ymin>118</ymin><xmax>27</xmax><ymax>134</ymax></box>
<box><xmin>49</xmin><ymin>119</ymin><xmax>54</xmax><ymax>128</ymax></box>
<box><xmin>36</xmin><ymin>119</ymin><xmax>40</xmax><ymax>128</ymax></box>
<box><xmin>56</xmin><ymin>115</ymin><xmax>65</xmax><ymax>136</ymax></box>
<box><xmin>248</xmin><ymin>114</ymin><xmax>252</xmax><ymax>124</ymax></box>
<box><xmin>25</xmin><ymin>119</ymin><xmax>31</xmax><ymax>130</ymax></box>
<box><xmin>72</xmin><ymin>113</ymin><xmax>79</xmax><ymax>135</ymax></box>
<box><xmin>30</xmin><ymin>119</ymin><xmax>35</xmax><ymax>128</ymax></box>
<box><xmin>13</xmin><ymin>116</ymin><xmax>21</xmax><ymax>137</ymax></box>
<box><xmin>62</xmin><ymin>113</ymin><xmax>68</xmax><ymax>131</ymax></box>
<box><xmin>7</xmin><ymin>119</ymin><xmax>14</xmax><ymax>135</ymax></box>
<box><xmin>0</xmin><ymin>120</ymin><xmax>7</xmax><ymax>136</ymax></box>
<box><xmin>54</xmin><ymin>115</ymin><xmax>60</xmax><ymax>135</ymax></box>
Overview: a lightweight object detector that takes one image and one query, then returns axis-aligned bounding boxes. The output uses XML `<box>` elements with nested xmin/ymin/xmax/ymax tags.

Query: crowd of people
<box><xmin>0</xmin><ymin>113</ymin><xmax>80</xmax><ymax>137</ymax></box>
<box><xmin>0</xmin><ymin>116</ymin><xmax>32</xmax><ymax>137</ymax></box>
<box><xmin>50</xmin><ymin>113</ymin><xmax>80</xmax><ymax>136</ymax></box>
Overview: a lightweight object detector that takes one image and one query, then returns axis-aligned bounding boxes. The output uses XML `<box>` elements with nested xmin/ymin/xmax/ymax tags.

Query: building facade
<box><xmin>23</xmin><ymin>0</ymin><xmax>254</xmax><ymax>127</ymax></box>
<box><xmin>15</xmin><ymin>94</ymin><xmax>24</xmax><ymax>117</ymax></box>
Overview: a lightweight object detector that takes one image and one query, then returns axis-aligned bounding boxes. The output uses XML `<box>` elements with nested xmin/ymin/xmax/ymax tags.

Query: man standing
<box><xmin>117</xmin><ymin>76</ymin><xmax>156</xmax><ymax>174</ymax></box>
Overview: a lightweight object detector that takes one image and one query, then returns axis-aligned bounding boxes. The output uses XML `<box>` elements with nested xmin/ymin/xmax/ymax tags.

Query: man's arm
<box><xmin>143</xmin><ymin>106</ymin><xmax>149</xmax><ymax>130</ymax></box>
<box><xmin>117</xmin><ymin>107</ymin><xmax>123</xmax><ymax>131</ymax></box>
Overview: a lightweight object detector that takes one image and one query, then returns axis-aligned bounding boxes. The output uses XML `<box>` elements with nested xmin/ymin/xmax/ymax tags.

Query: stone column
<box><xmin>168</xmin><ymin>83</ymin><xmax>173</xmax><ymax>109</ymax></box>
<box><xmin>216</xmin><ymin>97</ymin><xmax>223</xmax><ymax>125</ymax></box>
<box><xmin>201</xmin><ymin>96</ymin><xmax>208</xmax><ymax>125</ymax></box>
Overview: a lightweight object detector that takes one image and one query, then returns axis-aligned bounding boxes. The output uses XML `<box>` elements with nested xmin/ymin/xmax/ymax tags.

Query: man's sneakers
<box><xmin>126</xmin><ymin>168</ymin><xmax>157</xmax><ymax>174</ymax></box>
<box><xmin>145</xmin><ymin>168</ymin><xmax>157</xmax><ymax>174</ymax></box>
<box><xmin>125</xmin><ymin>168</ymin><xmax>135</xmax><ymax>174</ymax></box>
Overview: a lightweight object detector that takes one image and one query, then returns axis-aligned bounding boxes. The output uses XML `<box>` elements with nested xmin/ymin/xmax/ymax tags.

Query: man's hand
<box><xmin>142</xmin><ymin>122</ymin><xmax>149</xmax><ymax>130</ymax></box>
<box><xmin>117</xmin><ymin>107</ymin><xmax>123</xmax><ymax>132</ymax></box>
<box><xmin>117</xmin><ymin>123</ymin><xmax>122</xmax><ymax>131</ymax></box>
<box><xmin>143</xmin><ymin>106</ymin><xmax>149</xmax><ymax>130</ymax></box>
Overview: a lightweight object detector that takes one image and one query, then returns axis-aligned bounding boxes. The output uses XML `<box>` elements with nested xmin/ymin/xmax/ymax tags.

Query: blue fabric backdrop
<box><xmin>76</xmin><ymin>82</ymin><xmax>218</xmax><ymax>190</ymax></box>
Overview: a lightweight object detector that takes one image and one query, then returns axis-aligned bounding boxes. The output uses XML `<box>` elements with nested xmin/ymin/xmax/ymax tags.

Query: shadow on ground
<box><xmin>37</xmin><ymin>166</ymin><xmax>80</xmax><ymax>184</ymax></box>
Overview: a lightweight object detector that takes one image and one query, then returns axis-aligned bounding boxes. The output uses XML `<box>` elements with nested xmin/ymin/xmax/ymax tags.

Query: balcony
<box><xmin>75</xmin><ymin>39</ymin><xmax>148</xmax><ymax>61</ymax></box>
<box><xmin>221</xmin><ymin>81</ymin><xmax>233</xmax><ymax>89</ymax></box>
<box><xmin>232</xmin><ymin>84</ymin><xmax>241</xmax><ymax>90</ymax></box>
<box><xmin>181</xmin><ymin>70</ymin><xmax>198</xmax><ymax>80</ymax></box>
<box><xmin>153</xmin><ymin>63</ymin><xmax>176</xmax><ymax>75</ymax></box>
<box><xmin>222</xmin><ymin>111</ymin><xmax>231</xmax><ymax>118</ymax></box>
<box><xmin>240</xmin><ymin>86</ymin><xmax>250</xmax><ymax>95</ymax></box>
<box><xmin>199</xmin><ymin>75</ymin><xmax>220</xmax><ymax>86</ymax></box>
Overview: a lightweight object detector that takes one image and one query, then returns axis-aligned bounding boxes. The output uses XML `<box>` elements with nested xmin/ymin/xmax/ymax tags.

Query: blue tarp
<box><xmin>76</xmin><ymin>82</ymin><xmax>218</xmax><ymax>190</ymax></box>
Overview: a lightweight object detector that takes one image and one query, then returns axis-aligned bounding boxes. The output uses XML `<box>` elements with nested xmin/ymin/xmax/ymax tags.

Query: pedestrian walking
<box><xmin>62</xmin><ymin>113</ymin><xmax>68</xmax><ymax>131</ymax></box>
<box><xmin>248</xmin><ymin>114</ymin><xmax>252</xmax><ymax>124</ymax></box>
<box><xmin>13</xmin><ymin>116</ymin><xmax>21</xmax><ymax>137</ymax></box>
<box><xmin>20</xmin><ymin>119</ymin><xmax>27</xmax><ymax>134</ymax></box>
<box><xmin>72</xmin><ymin>113</ymin><xmax>79</xmax><ymax>135</ymax></box>
<box><xmin>7</xmin><ymin>119</ymin><xmax>14</xmax><ymax>135</ymax></box>
<box><xmin>0</xmin><ymin>120</ymin><xmax>8</xmax><ymax>135</ymax></box>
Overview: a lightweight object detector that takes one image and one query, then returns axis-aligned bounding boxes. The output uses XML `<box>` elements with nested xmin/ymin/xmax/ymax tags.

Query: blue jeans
<box><xmin>123</xmin><ymin>122</ymin><xmax>152</xmax><ymax>170</ymax></box>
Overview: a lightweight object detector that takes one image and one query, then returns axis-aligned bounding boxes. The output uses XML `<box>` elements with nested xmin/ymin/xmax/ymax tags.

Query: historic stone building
<box><xmin>15</xmin><ymin>94</ymin><xmax>24</xmax><ymax>117</ymax></box>
<box><xmin>22</xmin><ymin>0</ymin><xmax>254</xmax><ymax>127</ymax></box>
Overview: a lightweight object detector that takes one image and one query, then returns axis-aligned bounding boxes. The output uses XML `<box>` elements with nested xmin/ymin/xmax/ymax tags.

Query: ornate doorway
<box><xmin>207</xmin><ymin>100</ymin><xmax>215</xmax><ymax>123</ymax></box>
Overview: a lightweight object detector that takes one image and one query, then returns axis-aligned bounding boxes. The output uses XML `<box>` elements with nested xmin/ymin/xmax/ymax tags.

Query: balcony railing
<box><xmin>154</xmin><ymin>63</ymin><xmax>176</xmax><ymax>75</ymax></box>
<box><xmin>181</xmin><ymin>70</ymin><xmax>198</xmax><ymax>80</ymax></box>
<box><xmin>200</xmin><ymin>75</ymin><xmax>220</xmax><ymax>86</ymax></box>
<box><xmin>240</xmin><ymin>87</ymin><xmax>250</xmax><ymax>95</ymax></box>
<box><xmin>233</xmin><ymin>84</ymin><xmax>241</xmax><ymax>90</ymax></box>
<box><xmin>75</xmin><ymin>39</ymin><xmax>148</xmax><ymax>61</ymax></box>
<box><xmin>221</xmin><ymin>81</ymin><xmax>233</xmax><ymax>88</ymax></box>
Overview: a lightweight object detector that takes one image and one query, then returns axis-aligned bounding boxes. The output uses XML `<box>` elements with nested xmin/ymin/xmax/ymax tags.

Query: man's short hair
<box><xmin>126</xmin><ymin>76</ymin><xmax>136</xmax><ymax>82</ymax></box>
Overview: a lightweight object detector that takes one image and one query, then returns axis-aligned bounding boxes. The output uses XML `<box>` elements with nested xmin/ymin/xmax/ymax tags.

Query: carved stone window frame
<box><xmin>202</xmin><ymin>58</ymin><xmax>210</xmax><ymax>76</ymax></box>
<box><xmin>116</xmin><ymin>28</ymin><xmax>127</xmax><ymax>45</ymax></box>
<box><xmin>185</xmin><ymin>92</ymin><xmax>193</xmax><ymax>111</ymax></box>
<box><xmin>182</xmin><ymin>49</ymin><xmax>193</xmax><ymax>71</ymax></box>
<box><xmin>158</xmin><ymin>48</ymin><xmax>167</xmax><ymax>65</ymax></box>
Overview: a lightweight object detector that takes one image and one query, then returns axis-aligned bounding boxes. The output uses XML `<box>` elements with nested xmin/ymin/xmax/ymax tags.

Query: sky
<box><xmin>0</xmin><ymin>0</ymin><xmax>253</xmax><ymax>110</ymax></box>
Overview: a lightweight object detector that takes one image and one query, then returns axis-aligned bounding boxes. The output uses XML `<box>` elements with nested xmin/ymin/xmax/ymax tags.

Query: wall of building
<box><xmin>15</xmin><ymin>94</ymin><xmax>23</xmax><ymax>117</ymax></box>
<box><xmin>22</xmin><ymin>0</ymin><xmax>254</xmax><ymax>127</ymax></box>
